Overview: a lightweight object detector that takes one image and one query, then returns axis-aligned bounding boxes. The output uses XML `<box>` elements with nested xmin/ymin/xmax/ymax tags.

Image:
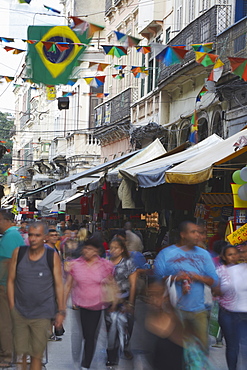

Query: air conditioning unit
<box><xmin>19</xmin><ymin>199</ymin><xmax>27</xmax><ymax>208</ymax></box>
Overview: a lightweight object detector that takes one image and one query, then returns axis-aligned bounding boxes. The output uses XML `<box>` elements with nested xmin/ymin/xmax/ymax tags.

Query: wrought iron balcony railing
<box><xmin>158</xmin><ymin>5</ymin><xmax>232</xmax><ymax>85</ymax></box>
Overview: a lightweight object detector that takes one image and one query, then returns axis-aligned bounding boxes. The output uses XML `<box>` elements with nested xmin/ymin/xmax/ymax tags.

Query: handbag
<box><xmin>166</xmin><ymin>275</ymin><xmax>177</xmax><ymax>308</ymax></box>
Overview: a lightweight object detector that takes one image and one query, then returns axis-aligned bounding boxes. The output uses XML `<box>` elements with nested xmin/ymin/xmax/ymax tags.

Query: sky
<box><xmin>0</xmin><ymin>0</ymin><xmax>64</xmax><ymax>114</ymax></box>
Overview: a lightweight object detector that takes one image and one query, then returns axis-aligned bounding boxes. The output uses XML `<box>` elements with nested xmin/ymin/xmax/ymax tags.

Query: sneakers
<box><xmin>48</xmin><ymin>334</ymin><xmax>62</xmax><ymax>341</ymax></box>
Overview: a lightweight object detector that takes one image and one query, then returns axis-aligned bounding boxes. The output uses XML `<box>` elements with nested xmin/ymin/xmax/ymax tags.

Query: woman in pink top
<box><xmin>64</xmin><ymin>238</ymin><xmax>114</xmax><ymax>369</ymax></box>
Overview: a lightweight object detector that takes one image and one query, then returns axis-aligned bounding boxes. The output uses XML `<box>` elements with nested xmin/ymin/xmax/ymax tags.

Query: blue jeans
<box><xmin>218</xmin><ymin>307</ymin><xmax>247</xmax><ymax>370</ymax></box>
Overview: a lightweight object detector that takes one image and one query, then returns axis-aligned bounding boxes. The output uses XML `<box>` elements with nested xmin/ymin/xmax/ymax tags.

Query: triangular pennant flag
<box><xmin>0</xmin><ymin>37</ymin><xmax>15</xmax><ymax>43</ymax></box>
<box><xmin>19</xmin><ymin>0</ymin><xmax>31</xmax><ymax>3</ymax></box>
<box><xmin>207</xmin><ymin>59</ymin><xmax>224</xmax><ymax>82</ymax></box>
<box><xmin>87</xmin><ymin>23</ymin><xmax>104</xmax><ymax>38</ymax></box>
<box><xmin>112</xmin><ymin>73</ymin><xmax>125</xmax><ymax>79</ymax></box>
<box><xmin>43</xmin><ymin>5</ymin><xmax>61</xmax><ymax>14</ymax></box>
<box><xmin>42</xmin><ymin>41</ymin><xmax>54</xmax><ymax>51</ymax></box>
<box><xmin>196</xmin><ymin>86</ymin><xmax>208</xmax><ymax>102</ymax></box>
<box><xmin>56</xmin><ymin>43</ymin><xmax>70</xmax><ymax>52</ymax></box>
<box><xmin>228</xmin><ymin>57</ymin><xmax>247</xmax><ymax>81</ymax></box>
<box><xmin>195</xmin><ymin>52</ymin><xmax>219</xmax><ymax>67</ymax></box>
<box><xmin>70</xmin><ymin>16</ymin><xmax>85</xmax><ymax>26</ymax></box>
<box><xmin>191</xmin><ymin>43</ymin><xmax>213</xmax><ymax>53</ymax></box>
<box><xmin>48</xmin><ymin>44</ymin><xmax>57</xmax><ymax>53</ymax></box>
<box><xmin>13</xmin><ymin>48</ymin><xmax>25</xmax><ymax>54</ymax></box>
<box><xmin>189</xmin><ymin>111</ymin><xmax>198</xmax><ymax>144</ymax></box>
<box><xmin>23</xmin><ymin>39</ymin><xmax>37</xmax><ymax>44</ymax></box>
<box><xmin>4</xmin><ymin>46</ymin><xmax>14</xmax><ymax>52</ymax></box>
<box><xmin>4</xmin><ymin>76</ymin><xmax>14</xmax><ymax>82</ymax></box>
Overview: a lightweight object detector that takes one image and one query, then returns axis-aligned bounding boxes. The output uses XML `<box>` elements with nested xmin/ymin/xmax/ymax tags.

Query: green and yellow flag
<box><xmin>27</xmin><ymin>26</ymin><xmax>91</xmax><ymax>85</ymax></box>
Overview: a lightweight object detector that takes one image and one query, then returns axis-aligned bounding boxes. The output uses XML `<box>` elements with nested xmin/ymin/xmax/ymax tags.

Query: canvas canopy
<box><xmin>165</xmin><ymin>128</ymin><xmax>247</xmax><ymax>184</ymax></box>
<box><xmin>120</xmin><ymin>134</ymin><xmax>223</xmax><ymax>187</ymax></box>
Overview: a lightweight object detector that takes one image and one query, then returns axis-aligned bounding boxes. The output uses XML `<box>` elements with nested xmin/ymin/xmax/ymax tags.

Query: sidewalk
<box><xmin>46</xmin><ymin>299</ymin><xmax>227</xmax><ymax>370</ymax></box>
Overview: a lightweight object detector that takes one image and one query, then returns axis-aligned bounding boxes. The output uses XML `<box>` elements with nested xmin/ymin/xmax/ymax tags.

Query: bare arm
<box><xmin>128</xmin><ymin>270</ymin><xmax>137</xmax><ymax>307</ymax></box>
<box><xmin>64</xmin><ymin>273</ymin><xmax>73</xmax><ymax>308</ymax></box>
<box><xmin>53</xmin><ymin>252</ymin><xmax>65</xmax><ymax>327</ymax></box>
<box><xmin>7</xmin><ymin>248</ymin><xmax>19</xmax><ymax>310</ymax></box>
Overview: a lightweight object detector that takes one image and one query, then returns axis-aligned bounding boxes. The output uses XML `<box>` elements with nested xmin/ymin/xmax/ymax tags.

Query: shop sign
<box><xmin>227</xmin><ymin>223</ymin><xmax>247</xmax><ymax>245</ymax></box>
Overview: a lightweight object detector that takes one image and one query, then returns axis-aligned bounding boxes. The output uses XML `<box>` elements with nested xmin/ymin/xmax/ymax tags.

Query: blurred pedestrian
<box><xmin>155</xmin><ymin>221</ymin><xmax>218</xmax><ymax>353</ymax></box>
<box><xmin>64</xmin><ymin>238</ymin><xmax>113</xmax><ymax>370</ymax></box>
<box><xmin>7</xmin><ymin>221</ymin><xmax>65</xmax><ymax>370</ymax></box>
<box><xmin>0</xmin><ymin>210</ymin><xmax>24</xmax><ymax>367</ymax></box>
<box><xmin>105</xmin><ymin>237</ymin><xmax>137</xmax><ymax>366</ymax></box>
<box><xmin>216</xmin><ymin>244</ymin><xmax>247</xmax><ymax>370</ymax></box>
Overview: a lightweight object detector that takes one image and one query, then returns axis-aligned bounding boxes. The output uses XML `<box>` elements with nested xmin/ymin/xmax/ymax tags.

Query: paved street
<box><xmin>45</xmin><ymin>299</ymin><xmax>228</xmax><ymax>370</ymax></box>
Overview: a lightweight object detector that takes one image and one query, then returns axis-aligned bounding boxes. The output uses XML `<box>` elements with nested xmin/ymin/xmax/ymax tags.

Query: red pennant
<box><xmin>56</xmin><ymin>43</ymin><xmax>70</xmax><ymax>52</ymax></box>
<box><xmin>42</xmin><ymin>41</ymin><xmax>54</xmax><ymax>50</ymax></box>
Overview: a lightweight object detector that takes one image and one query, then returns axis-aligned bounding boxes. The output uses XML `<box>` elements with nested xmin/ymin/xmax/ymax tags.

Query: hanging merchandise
<box><xmin>27</xmin><ymin>26</ymin><xmax>92</xmax><ymax>85</ymax></box>
<box><xmin>156</xmin><ymin>46</ymin><xmax>188</xmax><ymax>66</ymax></box>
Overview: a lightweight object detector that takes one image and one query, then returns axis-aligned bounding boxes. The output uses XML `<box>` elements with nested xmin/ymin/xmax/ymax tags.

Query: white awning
<box><xmin>120</xmin><ymin>134</ymin><xmax>223</xmax><ymax>187</ymax></box>
<box><xmin>54</xmin><ymin>192</ymin><xmax>84</xmax><ymax>214</ymax></box>
<box><xmin>165</xmin><ymin>128</ymin><xmax>247</xmax><ymax>184</ymax></box>
<box><xmin>107</xmin><ymin>138</ymin><xmax>167</xmax><ymax>180</ymax></box>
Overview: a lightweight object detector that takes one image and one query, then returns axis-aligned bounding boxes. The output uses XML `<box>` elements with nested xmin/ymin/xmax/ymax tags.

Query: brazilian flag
<box><xmin>27</xmin><ymin>26</ymin><xmax>91</xmax><ymax>85</ymax></box>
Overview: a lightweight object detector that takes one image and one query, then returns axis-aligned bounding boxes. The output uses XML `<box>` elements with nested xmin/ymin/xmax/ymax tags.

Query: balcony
<box><xmin>158</xmin><ymin>5</ymin><xmax>232</xmax><ymax>85</ymax></box>
<box><xmin>20</xmin><ymin>110</ymin><xmax>31</xmax><ymax>129</ymax></box>
<box><xmin>105</xmin><ymin>0</ymin><xmax>114</xmax><ymax>15</ymax></box>
<box><xmin>216</xmin><ymin>16</ymin><xmax>247</xmax><ymax>74</ymax></box>
<box><xmin>94</xmin><ymin>87</ymin><xmax>138</xmax><ymax>128</ymax></box>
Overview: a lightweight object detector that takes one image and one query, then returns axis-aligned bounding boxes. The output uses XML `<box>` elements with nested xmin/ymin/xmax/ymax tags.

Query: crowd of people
<box><xmin>0</xmin><ymin>211</ymin><xmax>247</xmax><ymax>370</ymax></box>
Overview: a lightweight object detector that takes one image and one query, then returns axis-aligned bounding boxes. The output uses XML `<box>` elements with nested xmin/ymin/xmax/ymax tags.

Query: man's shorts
<box><xmin>11</xmin><ymin>307</ymin><xmax>50</xmax><ymax>359</ymax></box>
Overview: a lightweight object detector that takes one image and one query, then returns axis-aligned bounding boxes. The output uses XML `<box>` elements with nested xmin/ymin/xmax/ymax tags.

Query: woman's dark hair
<box><xmin>212</xmin><ymin>240</ymin><xmax>228</xmax><ymax>255</ymax></box>
<box><xmin>110</xmin><ymin>237</ymin><xmax>129</xmax><ymax>259</ymax></box>
<box><xmin>220</xmin><ymin>244</ymin><xmax>238</xmax><ymax>265</ymax></box>
<box><xmin>83</xmin><ymin>237</ymin><xmax>102</xmax><ymax>251</ymax></box>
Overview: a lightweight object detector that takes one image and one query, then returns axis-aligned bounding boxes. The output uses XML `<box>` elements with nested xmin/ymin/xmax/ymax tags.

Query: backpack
<box><xmin>16</xmin><ymin>246</ymin><xmax>54</xmax><ymax>275</ymax></box>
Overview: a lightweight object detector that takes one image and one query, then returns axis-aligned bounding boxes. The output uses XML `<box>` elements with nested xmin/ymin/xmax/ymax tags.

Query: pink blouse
<box><xmin>69</xmin><ymin>256</ymin><xmax>114</xmax><ymax>310</ymax></box>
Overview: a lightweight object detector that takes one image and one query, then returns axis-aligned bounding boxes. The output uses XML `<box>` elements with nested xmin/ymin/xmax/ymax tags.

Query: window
<box><xmin>235</xmin><ymin>0</ymin><xmax>247</xmax><ymax>22</ymax></box>
<box><xmin>234</xmin><ymin>34</ymin><xmax>246</xmax><ymax>53</ymax></box>
<box><xmin>188</xmin><ymin>0</ymin><xmax>194</xmax><ymax>23</ymax></box>
<box><xmin>166</xmin><ymin>27</ymin><xmax>171</xmax><ymax>44</ymax></box>
<box><xmin>176</xmin><ymin>6</ymin><xmax>182</xmax><ymax>31</ymax></box>
<box><xmin>200</xmin><ymin>19</ymin><xmax>210</xmax><ymax>43</ymax></box>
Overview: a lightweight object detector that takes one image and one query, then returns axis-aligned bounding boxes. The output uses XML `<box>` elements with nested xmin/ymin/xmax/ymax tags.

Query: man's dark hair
<box><xmin>113</xmin><ymin>229</ymin><xmax>126</xmax><ymax>239</ymax></box>
<box><xmin>178</xmin><ymin>221</ymin><xmax>195</xmax><ymax>237</ymax></box>
<box><xmin>83</xmin><ymin>237</ymin><xmax>102</xmax><ymax>250</ymax></box>
<box><xmin>0</xmin><ymin>209</ymin><xmax>15</xmax><ymax>222</ymax></box>
<box><xmin>48</xmin><ymin>229</ymin><xmax>57</xmax><ymax>233</ymax></box>
<box><xmin>213</xmin><ymin>240</ymin><xmax>228</xmax><ymax>255</ymax></box>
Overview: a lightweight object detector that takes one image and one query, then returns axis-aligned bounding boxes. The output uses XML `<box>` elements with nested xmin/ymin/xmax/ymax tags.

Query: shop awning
<box><xmin>165</xmin><ymin>128</ymin><xmax>247</xmax><ymax>184</ymax></box>
<box><xmin>23</xmin><ymin>150</ymin><xmax>138</xmax><ymax>197</ymax></box>
<box><xmin>37</xmin><ymin>177</ymin><xmax>98</xmax><ymax>216</ymax></box>
<box><xmin>120</xmin><ymin>134</ymin><xmax>222</xmax><ymax>187</ymax></box>
<box><xmin>107</xmin><ymin>138</ymin><xmax>167</xmax><ymax>180</ymax></box>
<box><xmin>36</xmin><ymin>190</ymin><xmax>69</xmax><ymax>217</ymax></box>
<box><xmin>54</xmin><ymin>192</ymin><xmax>84</xmax><ymax>215</ymax></box>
